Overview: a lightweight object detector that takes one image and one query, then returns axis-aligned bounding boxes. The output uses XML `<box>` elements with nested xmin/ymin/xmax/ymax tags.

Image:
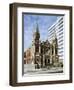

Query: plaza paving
<box><xmin>24</xmin><ymin>64</ymin><xmax>63</xmax><ymax>76</ymax></box>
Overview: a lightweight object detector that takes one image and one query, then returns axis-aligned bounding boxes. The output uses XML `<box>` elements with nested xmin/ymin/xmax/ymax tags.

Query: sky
<box><xmin>23</xmin><ymin>14</ymin><xmax>60</xmax><ymax>51</ymax></box>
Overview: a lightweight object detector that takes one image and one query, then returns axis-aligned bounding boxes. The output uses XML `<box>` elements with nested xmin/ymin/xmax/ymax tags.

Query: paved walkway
<box><xmin>24</xmin><ymin>65</ymin><xmax>63</xmax><ymax>76</ymax></box>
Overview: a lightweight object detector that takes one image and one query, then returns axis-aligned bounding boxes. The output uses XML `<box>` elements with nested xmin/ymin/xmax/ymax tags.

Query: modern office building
<box><xmin>48</xmin><ymin>16</ymin><xmax>64</xmax><ymax>63</ymax></box>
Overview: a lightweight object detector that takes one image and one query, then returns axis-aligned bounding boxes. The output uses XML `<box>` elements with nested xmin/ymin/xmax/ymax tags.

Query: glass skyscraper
<box><xmin>48</xmin><ymin>16</ymin><xmax>64</xmax><ymax>63</ymax></box>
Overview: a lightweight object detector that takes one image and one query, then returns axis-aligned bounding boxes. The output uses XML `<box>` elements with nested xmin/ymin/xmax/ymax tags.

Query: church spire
<box><xmin>35</xmin><ymin>22</ymin><xmax>40</xmax><ymax>39</ymax></box>
<box><xmin>33</xmin><ymin>21</ymin><xmax>40</xmax><ymax>40</ymax></box>
<box><xmin>36</xmin><ymin>22</ymin><xmax>39</xmax><ymax>33</ymax></box>
<box><xmin>54</xmin><ymin>29</ymin><xmax>57</xmax><ymax>39</ymax></box>
<box><xmin>53</xmin><ymin>29</ymin><xmax>57</xmax><ymax>40</ymax></box>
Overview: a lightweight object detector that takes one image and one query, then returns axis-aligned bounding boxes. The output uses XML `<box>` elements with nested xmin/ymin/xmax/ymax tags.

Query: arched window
<box><xmin>45</xmin><ymin>59</ymin><xmax>47</xmax><ymax>65</ymax></box>
<box><xmin>48</xmin><ymin>59</ymin><xmax>50</xmax><ymax>64</ymax></box>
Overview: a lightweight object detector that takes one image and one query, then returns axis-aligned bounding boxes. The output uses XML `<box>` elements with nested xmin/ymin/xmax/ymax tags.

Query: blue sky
<box><xmin>24</xmin><ymin>14</ymin><xmax>60</xmax><ymax>51</ymax></box>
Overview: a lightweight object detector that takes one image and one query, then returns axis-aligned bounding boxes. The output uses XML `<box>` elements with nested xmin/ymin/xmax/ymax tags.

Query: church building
<box><xmin>24</xmin><ymin>24</ymin><xmax>60</xmax><ymax>69</ymax></box>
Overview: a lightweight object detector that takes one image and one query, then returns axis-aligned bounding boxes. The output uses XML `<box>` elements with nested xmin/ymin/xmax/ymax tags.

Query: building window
<box><xmin>58</xmin><ymin>25</ymin><xmax>63</xmax><ymax>29</ymax></box>
<box><xmin>49</xmin><ymin>28</ymin><xmax>55</xmax><ymax>34</ymax></box>
<box><xmin>58</xmin><ymin>29</ymin><xmax>63</xmax><ymax>33</ymax></box>
<box><xmin>48</xmin><ymin>59</ymin><xmax>50</xmax><ymax>64</ymax></box>
<box><xmin>59</xmin><ymin>39</ymin><xmax>63</xmax><ymax>43</ymax></box>
<box><xmin>59</xmin><ymin>32</ymin><xmax>63</xmax><ymax>36</ymax></box>
<box><xmin>58</xmin><ymin>17</ymin><xmax>63</xmax><ymax>22</ymax></box>
<box><xmin>59</xmin><ymin>54</ymin><xmax>63</xmax><ymax>57</ymax></box>
<box><xmin>58</xmin><ymin>36</ymin><xmax>63</xmax><ymax>39</ymax></box>
<box><xmin>58</xmin><ymin>43</ymin><xmax>63</xmax><ymax>47</ymax></box>
<box><xmin>45</xmin><ymin>59</ymin><xmax>47</xmax><ymax>66</ymax></box>
<box><xmin>59</xmin><ymin>50</ymin><xmax>64</xmax><ymax>53</ymax></box>
<box><xmin>58</xmin><ymin>21</ymin><xmax>63</xmax><ymax>26</ymax></box>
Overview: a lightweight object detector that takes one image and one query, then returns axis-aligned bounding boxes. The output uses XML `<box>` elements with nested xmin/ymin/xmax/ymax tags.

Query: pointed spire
<box><xmin>33</xmin><ymin>19</ymin><xmax>40</xmax><ymax>40</ymax></box>
<box><xmin>36</xmin><ymin>22</ymin><xmax>39</xmax><ymax>33</ymax></box>
<box><xmin>54</xmin><ymin>29</ymin><xmax>57</xmax><ymax>39</ymax></box>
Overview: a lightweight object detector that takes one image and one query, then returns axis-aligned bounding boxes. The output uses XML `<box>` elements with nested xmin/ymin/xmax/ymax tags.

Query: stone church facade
<box><xmin>24</xmin><ymin>24</ymin><xmax>60</xmax><ymax>69</ymax></box>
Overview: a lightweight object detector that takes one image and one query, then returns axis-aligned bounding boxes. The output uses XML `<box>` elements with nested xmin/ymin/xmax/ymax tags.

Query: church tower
<box><xmin>32</xmin><ymin>23</ymin><xmax>41</xmax><ymax>69</ymax></box>
<box><xmin>52</xmin><ymin>31</ymin><xmax>59</xmax><ymax>66</ymax></box>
